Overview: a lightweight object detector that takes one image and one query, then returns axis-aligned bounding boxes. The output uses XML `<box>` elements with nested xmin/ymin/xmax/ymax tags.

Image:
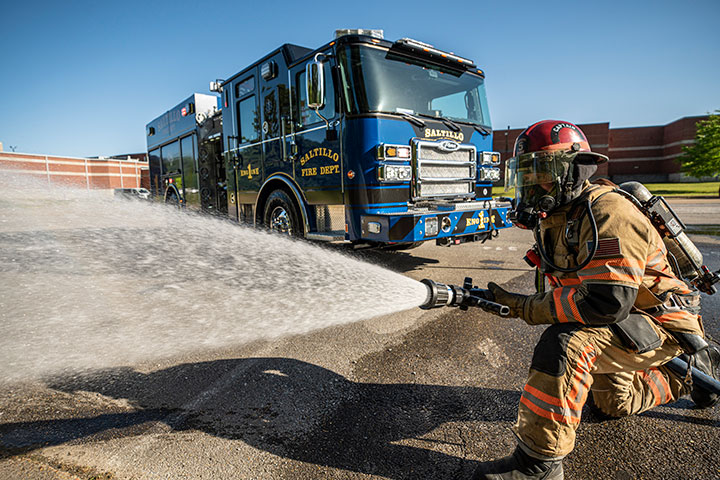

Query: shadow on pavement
<box><xmin>333</xmin><ymin>245</ymin><xmax>442</xmax><ymax>274</ymax></box>
<box><xmin>1</xmin><ymin>358</ymin><xmax>519</xmax><ymax>479</ymax></box>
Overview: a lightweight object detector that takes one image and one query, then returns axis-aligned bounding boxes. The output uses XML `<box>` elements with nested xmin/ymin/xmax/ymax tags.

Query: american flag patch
<box><xmin>587</xmin><ymin>237</ymin><xmax>622</xmax><ymax>258</ymax></box>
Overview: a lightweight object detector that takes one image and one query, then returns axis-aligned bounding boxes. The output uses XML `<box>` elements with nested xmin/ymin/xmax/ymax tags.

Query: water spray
<box><xmin>0</xmin><ymin>173</ymin><xmax>429</xmax><ymax>382</ymax></box>
<box><xmin>419</xmin><ymin>277</ymin><xmax>510</xmax><ymax>316</ymax></box>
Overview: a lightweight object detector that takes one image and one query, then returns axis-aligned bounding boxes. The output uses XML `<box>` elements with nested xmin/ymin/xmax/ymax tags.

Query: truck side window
<box><xmin>149</xmin><ymin>148</ymin><xmax>161</xmax><ymax>194</ymax></box>
<box><xmin>161</xmin><ymin>141</ymin><xmax>181</xmax><ymax>175</ymax></box>
<box><xmin>237</xmin><ymin>95</ymin><xmax>259</xmax><ymax>143</ymax></box>
<box><xmin>296</xmin><ymin>62</ymin><xmax>335</xmax><ymax>128</ymax></box>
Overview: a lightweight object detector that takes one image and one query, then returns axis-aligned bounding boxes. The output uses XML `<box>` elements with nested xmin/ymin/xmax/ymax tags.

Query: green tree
<box><xmin>679</xmin><ymin>110</ymin><xmax>720</xmax><ymax>178</ymax></box>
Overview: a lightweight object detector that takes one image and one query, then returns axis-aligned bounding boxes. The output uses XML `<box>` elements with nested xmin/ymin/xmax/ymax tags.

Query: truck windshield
<box><xmin>337</xmin><ymin>44</ymin><xmax>491</xmax><ymax>128</ymax></box>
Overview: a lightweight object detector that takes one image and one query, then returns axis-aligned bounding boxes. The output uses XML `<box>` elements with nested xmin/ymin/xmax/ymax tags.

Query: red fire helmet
<box><xmin>513</xmin><ymin>120</ymin><xmax>608</xmax><ymax>164</ymax></box>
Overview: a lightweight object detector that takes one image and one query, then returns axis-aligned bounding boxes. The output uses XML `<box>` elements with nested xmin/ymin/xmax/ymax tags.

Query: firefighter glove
<box><xmin>487</xmin><ymin>282</ymin><xmax>528</xmax><ymax>319</ymax></box>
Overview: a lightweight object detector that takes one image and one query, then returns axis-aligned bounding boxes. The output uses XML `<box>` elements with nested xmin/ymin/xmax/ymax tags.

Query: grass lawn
<box><xmin>492</xmin><ymin>187</ymin><xmax>514</xmax><ymax>197</ymax></box>
<box><xmin>643</xmin><ymin>182</ymin><xmax>719</xmax><ymax>197</ymax></box>
<box><xmin>493</xmin><ymin>182</ymin><xmax>719</xmax><ymax>198</ymax></box>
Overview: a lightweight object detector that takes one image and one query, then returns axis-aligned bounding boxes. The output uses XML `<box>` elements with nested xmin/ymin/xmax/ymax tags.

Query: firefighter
<box><xmin>472</xmin><ymin>120</ymin><xmax>720</xmax><ymax>480</ymax></box>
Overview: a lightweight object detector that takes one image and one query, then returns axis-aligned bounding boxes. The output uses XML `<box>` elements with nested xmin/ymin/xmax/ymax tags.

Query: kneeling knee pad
<box><xmin>531</xmin><ymin>324</ymin><xmax>586</xmax><ymax>377</ymax></box>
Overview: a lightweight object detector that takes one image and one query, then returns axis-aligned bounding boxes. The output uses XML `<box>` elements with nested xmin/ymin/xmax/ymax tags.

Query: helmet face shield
<box><xmin>506</xmin><ymin>151</ymin><xmax>577</xmax><ymax>212</ymax></box>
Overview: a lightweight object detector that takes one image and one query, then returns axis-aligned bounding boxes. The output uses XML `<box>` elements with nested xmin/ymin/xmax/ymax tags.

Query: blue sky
<box><xmin>1</xmin><ymin>0</ymin><xmax>718</xmax><ymax>157</ymax></box>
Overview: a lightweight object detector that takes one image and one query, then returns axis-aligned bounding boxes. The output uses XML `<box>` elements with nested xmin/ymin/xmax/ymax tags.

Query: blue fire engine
<box><xmin>146</xmin><ymin>29</ymin><xmax>512</xmax><ymax>247</ymax></box>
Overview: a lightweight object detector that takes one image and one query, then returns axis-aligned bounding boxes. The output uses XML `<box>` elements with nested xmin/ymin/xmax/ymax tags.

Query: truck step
<box><xmin>306</xmin><ymin>231</ymin><xmax>346</xmax><ymax>242</ymax></box>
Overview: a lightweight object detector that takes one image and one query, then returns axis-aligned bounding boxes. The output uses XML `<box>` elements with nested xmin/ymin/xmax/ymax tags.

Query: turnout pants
<box><xmin>516</xmin><ymin>322</ymin><xmax>687</xmax><ymax>458</ymax></box>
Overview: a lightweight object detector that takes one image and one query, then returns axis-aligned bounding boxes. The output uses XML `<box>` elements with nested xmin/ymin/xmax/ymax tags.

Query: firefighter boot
<box><xmin>471</xmin><ymin>447</ymin><xmax>563</xmax><ymax>480</ymax></box>
<box><xmin>691</xmin><ymin>345</ymin><xmax>720</xmax><ymax>408</ymax></box>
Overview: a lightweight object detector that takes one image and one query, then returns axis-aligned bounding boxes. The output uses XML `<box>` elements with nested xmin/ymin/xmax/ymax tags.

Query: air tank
<box><xmin>618</xmin><ymin>181</ymin><xmax>703</xmax><ymax>280</ymax></box>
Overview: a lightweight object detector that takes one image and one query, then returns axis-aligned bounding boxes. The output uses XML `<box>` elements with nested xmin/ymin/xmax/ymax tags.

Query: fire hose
<box><xmin>418</xmin><ymin>277</ymin><xmax>720</xmax><ymax>396</ymax></box>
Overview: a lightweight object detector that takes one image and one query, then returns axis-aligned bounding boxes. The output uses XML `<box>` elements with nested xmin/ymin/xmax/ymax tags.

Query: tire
<box><xmin>384</xmin><ymin>241</ymin><xmax>423</xmax><ymax>251</ymax></box>
<box><xmin>263</xmin><ymin>189</ymin><xmax>302</xmax><ymax>237</ymax></box>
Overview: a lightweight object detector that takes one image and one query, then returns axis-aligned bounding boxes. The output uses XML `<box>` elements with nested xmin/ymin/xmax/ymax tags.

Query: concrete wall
<box><xmin>0</xmin><ymin>151</ymin><xmax>149</xmax><ymax>190</ymax></box>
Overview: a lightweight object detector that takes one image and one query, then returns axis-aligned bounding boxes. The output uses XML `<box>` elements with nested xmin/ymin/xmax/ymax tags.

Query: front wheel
<box><xmin>263</xmin><ymin>190</ymin><xmax>302</xmax><ymax>237</ymax></box>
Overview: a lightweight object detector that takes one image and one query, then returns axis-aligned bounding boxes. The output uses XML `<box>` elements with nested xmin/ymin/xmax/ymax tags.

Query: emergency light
<box><xmin>377</xmin><ymin>143</ymin><xmax>411</xmax><ymax>160</ymax></box>
<box><xmin>394</xmin><ymin>38</ymin><xmax>476</xmax><ymax>69</ymax></box>
<box><xmin>261</xmin><ymin>61</ymin><xmax>277</xmax><ymax>80</ymax></box>
<box><xmin>335</xmin><ymin>29</ymin><xmax>384</xmax><ymax>39</ymax></box>
<box><xmin>181</xmin><ymin>103</ymin><xmax>195</xmax><ymax>117</ymax></box>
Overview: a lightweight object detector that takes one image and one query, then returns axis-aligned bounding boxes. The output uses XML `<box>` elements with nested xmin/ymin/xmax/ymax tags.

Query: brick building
<box><xmin>492</xmin><ymin>115</ymin><xmax>709</xmax><ymax>183</ymax></box>
<box><xmin>0</xmin><ymin>151</ymin><xmax>149</xmax><ymax>190</ymax></box>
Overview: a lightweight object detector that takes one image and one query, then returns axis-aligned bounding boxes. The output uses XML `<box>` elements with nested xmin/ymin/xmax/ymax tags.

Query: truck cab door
<box><xmin>232</xmin><ymin>75</ymin><xmax>262</xmax><ymax>217</ymax></box>
<box><xmin>289</xmin><ymin>54</ymin><xmax>343</xmax><ymax>207</ymax></box>
<box><xmin>259</xmin><ymin>55</ymin><xmax>292</xmax><ymax>180</ymax></box>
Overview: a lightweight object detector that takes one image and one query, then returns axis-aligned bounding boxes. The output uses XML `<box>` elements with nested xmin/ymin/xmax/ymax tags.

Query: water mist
<box><xmin>0</xmin><ymin>173</ymin><xmax>427</xmax><ymax>382</ymax></box>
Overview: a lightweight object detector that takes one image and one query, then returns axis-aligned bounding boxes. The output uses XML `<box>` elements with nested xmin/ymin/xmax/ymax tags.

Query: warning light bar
<box><xmin>335</xmin><ymin>29</ymin><xmax>384</xmax><ymax>39</ymax></box>
<box><xmin>391</xmin><ymin>38</ymin><xmax>478</xmax><ymax>72</ymax></box>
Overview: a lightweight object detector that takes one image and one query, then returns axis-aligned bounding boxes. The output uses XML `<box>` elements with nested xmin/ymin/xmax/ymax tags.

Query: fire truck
<box><xmin>145</xmin><ymin>29</ymin><xmax>512</xmax><ymax>247</ymax></box>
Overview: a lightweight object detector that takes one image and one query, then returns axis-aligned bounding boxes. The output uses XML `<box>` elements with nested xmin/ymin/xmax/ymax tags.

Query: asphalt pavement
<box><xmin>1</xmin><ymin>199</ymin><xmax>719</xmax><ymax>479</ymax></box>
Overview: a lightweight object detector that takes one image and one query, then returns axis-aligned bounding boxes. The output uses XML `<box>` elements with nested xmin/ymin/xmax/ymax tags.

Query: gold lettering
<box><xmin>466</xmin><ymin>217</ymin><xmax>480</xmax><ymax>227</ymax></box>
<box><xmin>423</xmin><ymin>128</ymin><xmax>465</xmax><ymax>141</ymax></box>
<box><xmin>297</xmin><ymin>148</ymin><xmax>339</xmax><ymax>168</ymax></box>
<box><xmin>239</xmin><ymin>163</ymin><xmax>260</xmax><ymax>179</ymax></box>
<box><xmin>320</xmin><ymin>165</ymin><xmax>339</xmax><ymax>175</ymax></box>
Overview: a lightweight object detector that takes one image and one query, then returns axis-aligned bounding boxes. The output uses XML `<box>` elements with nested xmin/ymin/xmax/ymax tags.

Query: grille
<box><xmin>417</xmin><ymin>147</ymin><xmax>474</xmax><ymax>162</ymax></box>
<box><xmin>414</xmin><ymin>139</ymin><xmax>477</xmax><ymax>199</ymax></box>
<box><xmin>420</xmin><ymin>164</ymin><xmax>474</xmax><ymax>179</ymax></box>
<box><xmin>419</xmin><ymin>182</ymin><xmax>472</xmax><ymax>197</ymax></box>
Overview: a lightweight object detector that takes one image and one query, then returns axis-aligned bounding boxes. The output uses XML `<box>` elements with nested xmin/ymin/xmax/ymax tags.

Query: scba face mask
<box><xmin>505</xmin><ymin>150</ymin><xmax>577</xmax><ymax>228</ymax></box>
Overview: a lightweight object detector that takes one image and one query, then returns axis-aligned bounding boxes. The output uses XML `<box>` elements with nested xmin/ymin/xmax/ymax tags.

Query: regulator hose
<box><xmin>534</xmin><ymin>197</ymin><xmax>600</xmax><ymax>274</ymax></box>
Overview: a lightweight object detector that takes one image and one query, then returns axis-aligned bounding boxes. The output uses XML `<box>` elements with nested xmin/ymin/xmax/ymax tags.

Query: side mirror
<box><xmin>306</xmin><ymin>61</ymin><xmax>325</xmax><ymax>110</ymax></box>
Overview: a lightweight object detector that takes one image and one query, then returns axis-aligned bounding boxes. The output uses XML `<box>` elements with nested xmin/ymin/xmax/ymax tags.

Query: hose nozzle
<box><xmin>419</xmin><ymin>278</ymin><xmax>510</xmax><ymax>316</ymax></box>
<box><xmin>419</xmin><ymin>279</ymin><xmax>455</xmax><ymax>309</ymax></box>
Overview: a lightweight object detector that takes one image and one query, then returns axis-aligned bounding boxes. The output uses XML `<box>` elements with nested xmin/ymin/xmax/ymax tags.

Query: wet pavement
<box><xmin>1</xmin><ymin>199</ymin><xmax>719</xmax><ymax>479</ymax></box>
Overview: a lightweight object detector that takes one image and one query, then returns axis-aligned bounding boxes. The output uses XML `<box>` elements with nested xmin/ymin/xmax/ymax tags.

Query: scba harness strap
<box><xmin>561</xmin><ymin>186</ymin><xmax>708</xmax><ymax>356</ymax></box>
<box><xmin>564</xmin><ymin>185</ymin><xmax>611</xmax><ymax>254</ymax></box>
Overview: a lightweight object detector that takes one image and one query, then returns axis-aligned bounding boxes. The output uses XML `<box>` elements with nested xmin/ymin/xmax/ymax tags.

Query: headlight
<box><xmin>479</xmin><ymin>167</ymin><xmax>501</xmax><ymax>182</ymax></box>
<box><xmin>480</xmin><ymin>151</ymin><xmax>501</xmax><ymax>165</ymax></box>
<box><xmin>378</xmin><ymin>164</ymin><xmax>412</xmax><ymax>182</ymax></box>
